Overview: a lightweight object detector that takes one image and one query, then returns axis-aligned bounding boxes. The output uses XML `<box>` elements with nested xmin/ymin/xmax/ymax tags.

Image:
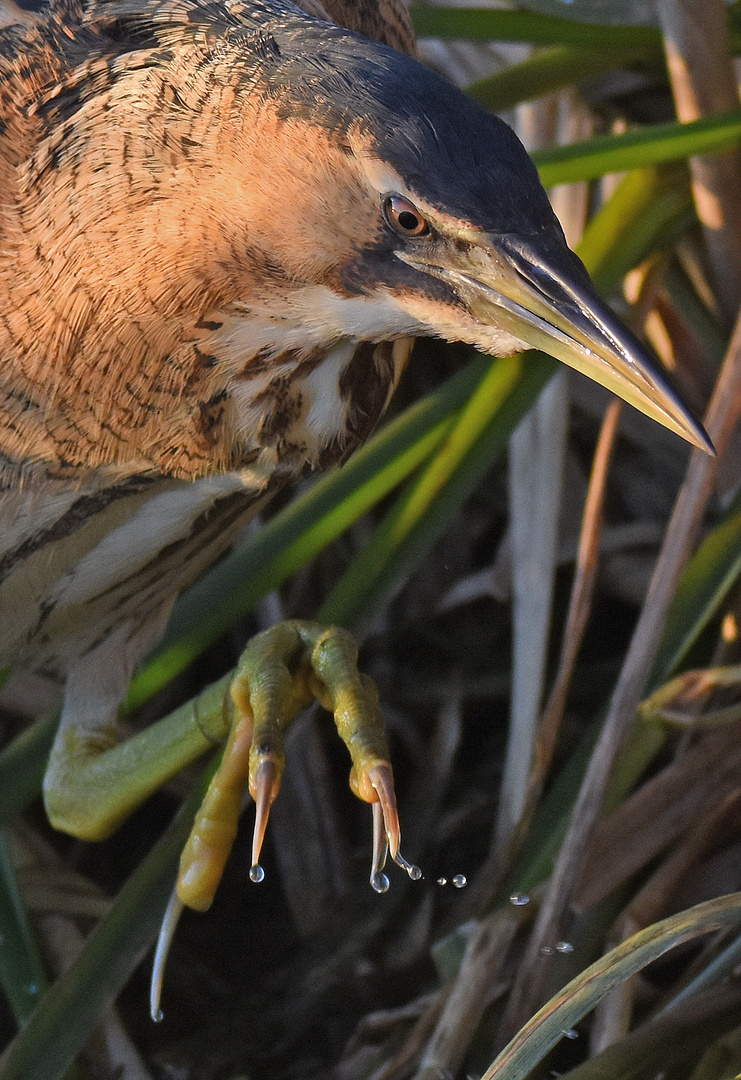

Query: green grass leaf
<box><xmin>410</xmin><ymin>6</ymin><xmax>661</xmax><ymax>48</ymax></box>
<box><xmin>533</xmin><ymin>112</ymin><xmax>741</xmax><ymax>187</ymax></box>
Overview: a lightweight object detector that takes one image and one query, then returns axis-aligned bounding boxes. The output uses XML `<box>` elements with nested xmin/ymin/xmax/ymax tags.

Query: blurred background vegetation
<box><xmin>4</xmin><ymin>1</ymin><xmax>741</xmax><ymax>1077</ymax></box>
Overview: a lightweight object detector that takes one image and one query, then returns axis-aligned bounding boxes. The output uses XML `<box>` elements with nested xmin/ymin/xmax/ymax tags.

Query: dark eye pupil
<box><xmin>398</xmin><ymin>210</ymin><xmax>420</xmax><ymax>232</ymax></box>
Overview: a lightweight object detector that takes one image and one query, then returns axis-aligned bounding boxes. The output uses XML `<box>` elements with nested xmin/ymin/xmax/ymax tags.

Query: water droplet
<box><xmin>540</xmin><ymin>945</ymin><xmax>554</xmax><ymax>955</ymax></box>
<box><xmin>510</xmin><ymin>893</ymin><xmax>530</xmax><ymax>906</ymax></box>
<box><xmin>249</xmin><ymin>864</ymin><xmax>265</xmax><ymax>883</ymax></box>
<box><xmin>452</xmin><ymin>874</ymin><xmax>467</xmax><ymax>888</ymax></box>
<box><xmin>152</xmin><ymin>1008</ymin><xmax>164</xmax><ymax>1023</ymax></box>
<box><xmin>556</xmin><ymin>941</ymin><xmax>574</xmax><ymax>954</ymax></box>
<box><xmin>561</xmin><ymin>1028</ymin><xmax>578</xmax><ymax>1040</ymax></box>
<box><xmin>437</xmin><ymin>877</ymin><xmax>448</xmax><ymax>886</ymax></box>
<box><xmin>25</xmin><ymin>983</ymin><xmax>38</xmax><ymax>997</ymax></box>
<box><xmin>371</xmin><ymin>871</ymin><xmax>390</xmax><ymax>894</ymax></box>
<box><xmin>393</xmin><ymin>851</ymin><xmax>422</xmax><ymax>881</ymax></box>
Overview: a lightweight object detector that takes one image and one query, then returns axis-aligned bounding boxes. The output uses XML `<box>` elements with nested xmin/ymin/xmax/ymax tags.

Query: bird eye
<box><xmin>383</xmin><ymin>195</ymin><xmax>430</xmax><ymax>238</ymax></box>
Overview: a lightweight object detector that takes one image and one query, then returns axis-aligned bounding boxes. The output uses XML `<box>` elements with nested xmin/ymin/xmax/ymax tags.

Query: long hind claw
<box><xmin>151</xmin><ymin>889</ymin><xmax>184</xmax><ymax>1022</ymax></box>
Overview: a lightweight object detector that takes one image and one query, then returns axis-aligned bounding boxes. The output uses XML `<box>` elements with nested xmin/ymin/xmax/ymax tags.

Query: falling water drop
<box><xmin>451</xmin><ymin>874</ymin><xmax>467</xmax><ymax>888</ymax></box>
<box><xmin>249</xmin><ymin>864</ymin><xmax>265</xmax><ymax>883</ymax></box>
<box><xmin>510</xmin><ymin>893</ymin><xmax>530</xmax><ymax>906</ymax></box>
<box><xmin>556</xmin><ymin>941</ymin><xmax>574</xmax><ymax>954</ymax></box>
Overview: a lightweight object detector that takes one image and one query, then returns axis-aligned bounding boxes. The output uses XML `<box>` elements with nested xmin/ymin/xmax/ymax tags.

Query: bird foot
<box><xmin>151</xmin><ymin>621</ymin><xmax>419</xmax><ymax>1018</ymax></box>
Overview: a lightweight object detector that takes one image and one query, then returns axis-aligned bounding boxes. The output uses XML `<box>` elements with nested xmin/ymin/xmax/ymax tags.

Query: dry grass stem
<box><xmin>498</xmin><ymin>371</ymin><xmax>569</xmax><ymax>853</ymax></box>
<box><xmin>510</xmin><ymin>399</ymin><xmax>622</xmax><ymax>874</ymax></box>
<box><xmin>657</xmin><ymin>0</ymin><xmax>741</xmax><ymax>321</ymax></box>
<box><xmin>413</xmin><ymin>909</ymin><xmax>523</xmax><ymax>1080</ymax></box>
<box><xmin>496</xmin><ymin>90</ymin><xmax>591</xmax><ymax>864</ymax></box>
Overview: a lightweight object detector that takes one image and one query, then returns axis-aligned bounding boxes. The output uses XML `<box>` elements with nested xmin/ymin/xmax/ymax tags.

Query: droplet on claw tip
<box><xmin>393</xmin><ymin>851</ymin><xmax>422</xmax><ymax>881</ymax></box>
<box><xmin>371</xmin><ymin>870</ymin><xmax>390</xmax><ymax>893</ymax></box>
<box><xmin>370</xmin><ymin>800</ymin><xmax>421</xmax><ymax>890</ymax></box>
<box><xmin>249</xmin><ymin>863</ymin><xmax>265</xmax><ymax>883</ymax></box>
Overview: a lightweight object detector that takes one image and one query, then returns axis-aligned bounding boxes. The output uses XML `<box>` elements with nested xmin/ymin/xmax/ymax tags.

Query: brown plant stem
<box><xmin>657</xmin><ymin>0</ymin><xmax>741</xmax><ymax>323</ymax></box>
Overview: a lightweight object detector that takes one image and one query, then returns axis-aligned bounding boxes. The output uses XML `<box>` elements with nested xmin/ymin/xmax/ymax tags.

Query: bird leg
<box><xmin>176</xmin><ymin>621</ymin><xmax>418</xmax><ymax>913</ymax></box>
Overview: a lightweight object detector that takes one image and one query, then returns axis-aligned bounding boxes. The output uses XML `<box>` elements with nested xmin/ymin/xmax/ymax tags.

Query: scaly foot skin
<box><xmin>151</xmin><ymin>621</ymin><xmax>420</xmax><ymax>1019</ymax></box>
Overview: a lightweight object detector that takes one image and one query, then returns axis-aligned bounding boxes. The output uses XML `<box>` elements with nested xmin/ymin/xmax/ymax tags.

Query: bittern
<box><xmin>0</xmin><ymin>0</ymin><xmax>710</xmax><ymax>1006</ymax></box>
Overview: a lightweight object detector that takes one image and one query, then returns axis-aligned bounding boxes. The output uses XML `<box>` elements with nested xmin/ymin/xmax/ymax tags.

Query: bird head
<box><xmin>221</xmin><ymin>6</ymin><xmax>709</xmax><ymax>452</ymax></box>
<box><xmin>15</xmin><ymin>0</ymin><xmax>709</xmax><ymax>481</ymax></box>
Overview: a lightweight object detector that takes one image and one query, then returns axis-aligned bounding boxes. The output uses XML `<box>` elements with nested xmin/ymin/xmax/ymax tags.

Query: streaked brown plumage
<box><xmin>0</xmin><ymin>0</ymin><xmax>709</xmax><ymax>944</ymax></box>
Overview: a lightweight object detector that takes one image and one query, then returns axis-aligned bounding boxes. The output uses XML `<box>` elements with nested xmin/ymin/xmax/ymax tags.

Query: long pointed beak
<box><xmin>404</xmin><ymin>234</ymin><xmax>713</xmax><ymax>453</ymax></box>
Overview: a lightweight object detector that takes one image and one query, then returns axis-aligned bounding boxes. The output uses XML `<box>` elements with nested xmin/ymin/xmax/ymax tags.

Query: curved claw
<box><xmin>368</xmin><ymin>764</ymin><xmax>421</xmax><ymax>889</ymax></box>
<box><xmin>367</xmin><ymin>763</ymin><xmax>400</xmax><ymax>859</ymax></box>
<box><xmin>151</xmin><ymin>888</ymin><xmax>185</xmax><ymax>1022</ymax></box>
<box><xmin>370</xmin><ymin>801</ymin><xmax>390</xmax><ymax>893</ymax></box>
<box><xmin>249</xmin><ymin>758</ymin><xmax>280</xmax><ymax>881</ymax></box>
